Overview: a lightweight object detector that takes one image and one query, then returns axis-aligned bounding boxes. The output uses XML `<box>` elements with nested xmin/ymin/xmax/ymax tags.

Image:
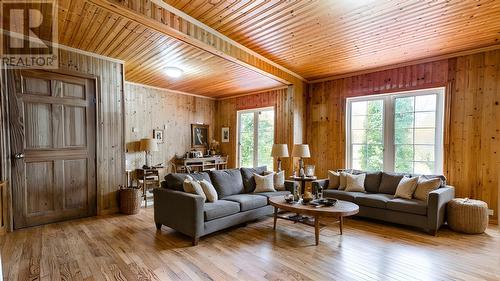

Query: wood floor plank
<box><xmin>1</xmin><ymin>209</ymin><xmax>499</xmax><ymax>281</ymax></box>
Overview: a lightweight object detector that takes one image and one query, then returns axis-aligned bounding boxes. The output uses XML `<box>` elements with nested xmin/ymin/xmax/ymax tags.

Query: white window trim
<box><xmin>236</xmin><ymin>106</ymin><xmax>274</xmax><ymax>168</ymax></box>
<box><xmin>346</xmin><ymin>87</ymin><xmax>445</xmax><ymax>174</ymax></box>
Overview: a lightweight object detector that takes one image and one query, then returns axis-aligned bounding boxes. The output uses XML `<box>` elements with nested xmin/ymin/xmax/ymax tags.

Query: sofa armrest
<box><xmin>284</xmin><ymin>180</ymin><xmax>299</xmax><ymax>193</ymax></box>
<box><xmin>153</xmin><ymin>188</ymin><xmax>204</xmax><ymax>239</ymax></box>
<box><xmin>427</xmin><ymin>185</ymin><xmax>455</xmax><ymax>232</ymax></box>
<box><xmin>312</xmin><ymin>179</ymin><xmax>329</xmax><ymax>191</ymax></box>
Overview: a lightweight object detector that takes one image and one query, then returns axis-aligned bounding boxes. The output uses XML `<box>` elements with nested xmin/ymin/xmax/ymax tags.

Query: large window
<box><xmin>346</xmin><ymin>88</ymin><xmax>444</xmax><ymax>174</ymax></box>
<box><xmin>237</xmin><ymin>107</ymin><xmax>274</xmax><ymax>168</ymax></box>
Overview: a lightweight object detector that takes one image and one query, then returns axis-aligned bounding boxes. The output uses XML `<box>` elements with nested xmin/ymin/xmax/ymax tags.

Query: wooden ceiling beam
<box><xmin>87</xmin><ymin>0</ymin><xmax>305</xmax><ymax>85</ymax></box>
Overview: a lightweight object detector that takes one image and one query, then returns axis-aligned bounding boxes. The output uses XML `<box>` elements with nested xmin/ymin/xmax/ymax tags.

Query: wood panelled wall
<box><xmin>216</xmin><ymin>87</ymin><xmax>299</xmax><ymax>176</ymax></box>
<box><xmin>124</xmin><ymin>83</ymin><xmax>215</xmax><ymax>173</ymax></box>
<box><xmin>0</xmin><ymin>49</ymin><xmax>125</xmax><ymax>225</ymax></box>
<box><xmin>307</xmin><ymin>51</ymin><xmax>500</xmax><ymax>220</ymax></box>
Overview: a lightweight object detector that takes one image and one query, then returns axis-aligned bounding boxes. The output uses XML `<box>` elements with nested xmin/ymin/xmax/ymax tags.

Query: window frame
<box><xmin>346</xmin><ymin>87</ymin><xmax>445</xmax><ymax>174</ymax></box>
<box><xmin>236</xmin><ymin>106</ymin><xmax>275</xmax><ymax>168</ymax></box>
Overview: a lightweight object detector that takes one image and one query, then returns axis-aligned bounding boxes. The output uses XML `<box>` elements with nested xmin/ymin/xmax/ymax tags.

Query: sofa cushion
<box><xmin>240</xmin><ymin>166</ymin><xmax>267</xmax><ymax>193</ymax></box>
<box><xmin>204</xmin><ymin>200</ymin><xmax>240</xmax><ymax>221</ymax></box>
<box><xmin>322</xmin><ymin>190</ymin><xmax>362</xmax><ymax>202</ymax></box>
<box><xmin>255</xmin><ymin>191</ymin><xmax>291</xmax><ymax>198</ymax></box>
<box><xmin>379</xmin><ymin>172</ymin><xmax>406</xmax><ymax>195</ymax></box>
<box><xmin>164</xmin><ymin>172</ymin><xmax>211</xmax><ymax>191</ymax></box>
<box><xmin>364</xmin><ymin>172</ymin><xmax>382</xmax><ymax>193</ymax></box>
<box><xmin>223</xmin><ymin>194</ymin><xmax>268</xmax><ymax>211</ymax></box>
<box><xmin>387</xmin><ymin>198</ymin><xmax>427</xmax><ymax>215</ymax></box>
<box><xmin>210</xmin><ymin>169</ymin><xmax>245</xmax><ymax>198</ymax></box>
<box><xmin>354</xmin><ymin>193</ymin><xmax>393</xmax><ymax>209</ymax></box>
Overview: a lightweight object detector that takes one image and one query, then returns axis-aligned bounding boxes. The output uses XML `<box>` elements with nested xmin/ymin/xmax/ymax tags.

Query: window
<box><xmin>237</xmin><ymin>107</ymin><xmax>274</xmax><ymax>168</ymax></box>
<box><xmin>346</xmin><ymin>88</ymin><xmax>445</xmax><ymax>174</ymax></box>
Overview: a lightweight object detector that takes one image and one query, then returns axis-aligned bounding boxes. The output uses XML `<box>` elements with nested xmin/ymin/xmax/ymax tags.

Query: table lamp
<box><xmin>271</xmin><ymin>144</ymin><xmax>289</xmax><ymax>171</ymax></box>
<box><xmin>140</xmin><ymin>138</ymin><xmax>158</xmax><ymax>169</ymax></box>
<box><xmin>292</xmin><ymin>144</ymin><xmax>310</xmax><ymax>177</ymax></box>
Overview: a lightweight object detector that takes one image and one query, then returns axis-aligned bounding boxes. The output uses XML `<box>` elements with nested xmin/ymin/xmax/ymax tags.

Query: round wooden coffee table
<box><xmin>269</xmin><ymin>197</ymin><xmax>359</xmax><ymax>245</ymax></box>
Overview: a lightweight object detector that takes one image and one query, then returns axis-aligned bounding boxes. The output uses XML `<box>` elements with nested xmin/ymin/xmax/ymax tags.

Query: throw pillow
<box><xmin>183</xmin><ymin>178</ymin><xmax>207</xmax><ymax>201</ymax></box>
<box><xmin>253</xmin><ymin>173</ymin><xmax>276</xmax><ymax>193</ymax></box>
<box><xmin>414</xmin><ymin>177</ymin><xmax>441</xmax><ymax>201</ymax></box>
<box><xmin>274</xmin><ymin>171</ymin><xmax>285</xmax><ymax>191</ymax></box>
<box><xmin>345</xmin><ymin>173</ymin><xmax>366</xmax><ymax>192</ymax></box>
<box><xmin>199</xmin><ymin>179</ymin><xmax>218</xmax><ymax>202</ymax></box>
<box><xmin>394</xmin><ymin>176</ymin><xmax>419</xmax><ymax>199</ymax></box>
<box><xmin>327</xmin><ymin>170</ymin><xmax>340</xmax><ymax>189</ymax></box>
<box><xmin>339</xmin><ymin>171</ymin><xmax>348</xmax><ymax>190</ymax></box>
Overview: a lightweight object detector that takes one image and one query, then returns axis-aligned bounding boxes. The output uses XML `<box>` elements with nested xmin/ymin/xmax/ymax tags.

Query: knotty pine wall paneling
<box><xmin>307</xmin><ymin>52</ymin><xmax>500</xmax><ymax>220</ymax></box>
<box><xmin>124</xmin><ymin>83</ymin><xmax>216</xmax><ymax>174</ymax></box>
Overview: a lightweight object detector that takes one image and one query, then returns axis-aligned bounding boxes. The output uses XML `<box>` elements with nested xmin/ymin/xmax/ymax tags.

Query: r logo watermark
<box><xmin>1</xmin><ymin>0</ymin><xmax>58</xmax><ymax>69</ymax></box>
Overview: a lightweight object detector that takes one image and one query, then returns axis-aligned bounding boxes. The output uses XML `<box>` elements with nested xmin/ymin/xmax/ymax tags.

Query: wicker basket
<box><xmin>119</xmin><ymin>187</ymin><xmax>141</xmax><ymax>215</ymax></box>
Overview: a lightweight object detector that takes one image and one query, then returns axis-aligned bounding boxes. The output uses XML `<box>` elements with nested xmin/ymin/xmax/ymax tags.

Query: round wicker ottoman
<box><xmin>447</xmin><ymin>198</ymin><xmax>488</xmax><ymax>234</ymax></box>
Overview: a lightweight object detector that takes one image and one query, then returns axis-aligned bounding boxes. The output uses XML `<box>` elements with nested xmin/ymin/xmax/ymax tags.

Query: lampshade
<box><xmin>139</xmin><ymin>138</ymin><xmax>158</xmax><ymax>152</ymax></box>
<box><xmin>271</xmin><ymin>144</ymin><xmax>289</xmax><ymax>157</ymax></box>
<box><xmin>291</xmin><ymin>144</ymin><xmax>310</xmax><ymax>158</ymax></box>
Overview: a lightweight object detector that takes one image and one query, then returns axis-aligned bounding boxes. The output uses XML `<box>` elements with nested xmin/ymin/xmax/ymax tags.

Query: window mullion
<box><xmin>253</xmin><ymin>111</ymin><xmax>259</xmax><ymax>168</ymax></box>
<box><xmin>384</xmin><ymin>96</ymin><xmax>394</xmax><ymax>172</ymax></box>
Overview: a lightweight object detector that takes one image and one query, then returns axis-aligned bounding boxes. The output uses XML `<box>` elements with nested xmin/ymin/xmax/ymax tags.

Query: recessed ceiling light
<box><xmin>164</xmin><ymin>67</ymin><xmax>183</xmax><ymax>78</ymax></box>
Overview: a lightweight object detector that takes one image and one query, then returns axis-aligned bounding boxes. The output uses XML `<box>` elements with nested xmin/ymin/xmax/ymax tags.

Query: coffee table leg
<box><xmin>339</xmin><ymin>216</ymin><xmax>343</xmax><ymax>235</ymax></box>
<box><xmin>273</xmin><ymin>206</ymin><xmax>278</xmax><ymax>230</ymax></box>
<box><xmin>315</xmin><ymin>216</ymin><xmax>320</xmax><ymax>245</ymax></box>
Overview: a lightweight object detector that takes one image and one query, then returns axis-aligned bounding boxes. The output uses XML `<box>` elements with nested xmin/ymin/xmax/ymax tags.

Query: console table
<box><xmin>173</xmin><ymin>156</ymin><xmax>228</xmax><ymax>173</ymax></box>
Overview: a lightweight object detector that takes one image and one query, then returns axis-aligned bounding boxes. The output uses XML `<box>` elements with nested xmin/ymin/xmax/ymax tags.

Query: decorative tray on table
<box><xmin>308</xmin><ymin>198</ymin><xmax>337</xmax><ymax>207</ymax></box>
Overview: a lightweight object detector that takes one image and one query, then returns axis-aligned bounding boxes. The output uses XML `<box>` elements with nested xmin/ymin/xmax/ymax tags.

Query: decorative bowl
<box><xmin>284</xmin><ymin>194</ymin><xmax>294</xmax><ymax>203</ymax></box>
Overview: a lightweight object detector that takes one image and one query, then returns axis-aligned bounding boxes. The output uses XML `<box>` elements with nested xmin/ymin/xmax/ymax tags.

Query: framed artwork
<box><xmin>191</xmin><ymin>124</ymin><xmax>209</xmax><ymax>148</ymax></box>
<box><xmin>153</xmin><ymin>129</ymin><xmax>164</xmax><ymax>143</ymax></box>
<box><xmin>222</xmin><ymin>127</ymin><xmax>230</xmax><ymax>143</ymax></box>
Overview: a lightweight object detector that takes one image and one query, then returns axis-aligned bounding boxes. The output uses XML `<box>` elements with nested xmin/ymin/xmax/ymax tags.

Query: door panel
<box><xmin>25</xmin><ymin>161</ymin><xmax>55</xmax><ymax>214</ymax></box>
<box><xmin>9</xmin><ymin>69</ymin><xmax>96</xmax><ymax>229</ymax></box>
<box><xmin>24</xmin><ymin>103</ymin><xmax>53</xmax><ymax>149</ymax></box>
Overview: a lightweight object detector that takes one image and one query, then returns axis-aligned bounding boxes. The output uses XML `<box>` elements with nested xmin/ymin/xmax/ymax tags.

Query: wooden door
<box><xmin>7</xmin><ymin>69</ymin><xmax>96</xmax><ymax>229</ymax></box>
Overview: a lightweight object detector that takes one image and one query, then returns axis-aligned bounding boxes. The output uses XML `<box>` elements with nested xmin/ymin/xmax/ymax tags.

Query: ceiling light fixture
<box><xmin>164</xmin><ymin>67</ymin><xmax>184</xmax><ymax>78</ymax></box>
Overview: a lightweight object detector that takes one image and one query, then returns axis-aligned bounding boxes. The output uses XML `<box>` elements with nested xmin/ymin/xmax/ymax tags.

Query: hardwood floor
<box><xmin>1</xmin><ymin>209</ymin><xmax>499</xmax><ymax>281</ymax></box>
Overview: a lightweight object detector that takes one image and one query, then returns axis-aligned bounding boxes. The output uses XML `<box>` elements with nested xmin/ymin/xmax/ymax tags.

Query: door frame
<box><xmin>236</xmin><ymin>106</ymin><xmax>274</xmax><ymax>168</ymax></box>
<box><xmin>0</xmin><ymin>65</ymin><xmax>100</xmax><ymax>231</ymax></box>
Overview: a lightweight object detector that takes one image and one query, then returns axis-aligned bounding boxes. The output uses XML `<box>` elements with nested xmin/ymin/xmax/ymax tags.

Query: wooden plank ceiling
<box><xmin>165</xmin><ymin>0</ymin><xmax>500</xmax><ymax>80</ymax></box>
<box><xmin>57</xmin><ymin>0</ymin><xmax>284</xmax><ymax>98</ymax></box>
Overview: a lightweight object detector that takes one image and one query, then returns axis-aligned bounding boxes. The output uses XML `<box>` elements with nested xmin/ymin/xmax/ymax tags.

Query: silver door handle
<box><xmin>13</xmin><ymin>153</ymin><xmax>25</xmax><ymax>159</ymax></box>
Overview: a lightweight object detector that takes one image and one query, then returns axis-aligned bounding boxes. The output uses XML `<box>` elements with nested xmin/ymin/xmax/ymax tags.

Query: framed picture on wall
<box><xmin>153</xmin><ymin>129</ymin><xmax>164</xmax><ymax>144</ymax></box>
<box><xmin>191</xmin><ymin>124</ymin><xmax>209</xmax><ymax>148</ymax></box>
<box><xmin>222</xmin><ymin>127</ymin><xmax>229</xmax><ymax>143</ymax></box>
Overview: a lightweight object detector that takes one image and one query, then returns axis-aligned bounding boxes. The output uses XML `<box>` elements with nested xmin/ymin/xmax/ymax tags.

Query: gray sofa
<box><xmin>313</xmin><ymin>170</ymin><xmax>455</xmax><ymax>235</ymax></box>
<box><xmin>154</xmin><ymin>167</ymin><xmax>294</xmax><ymax>245</ymax></box>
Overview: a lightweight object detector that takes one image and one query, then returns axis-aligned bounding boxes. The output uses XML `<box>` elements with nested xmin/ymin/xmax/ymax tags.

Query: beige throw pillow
<box><xmin>254</xmin><ymin>173</ymin><xmax>276</xmax><ymax>193</ymax></box>
<box><xmin>183</xmin><ymin>179</ymin><xmax>206</xmax><ymax>201</ymax></box>
<box><xmin>339</xmin><ymin>172</ymin><xmax>348</xmax><ymax>190</ymax></box>
<box><xmin>199</xmin><ymin>179</ymin><xmax>218</xmax><ymax>202</ymax></box>
<box><xmin>414</xmin><ymin>177</ymin><xmax>441</xmax><ymax>201</ymax></box>
<box><xmin>274</xmin><ymin>171</ymin><xmax>285</xmax><ymax>191</ymax></box>
<box><xmin>345</xmin><ymin>173</ymin><xmax>366</xmax><ymax>192</ymax></box>
<box><xmin>394</xmin><ymin>176</ymin><xmax>419</xmax><ymax>199</ymax></box>
<box><xmin>328</xmin><ymin>170</ymin><xmax>340</xmax><ymax>189</ymax></box>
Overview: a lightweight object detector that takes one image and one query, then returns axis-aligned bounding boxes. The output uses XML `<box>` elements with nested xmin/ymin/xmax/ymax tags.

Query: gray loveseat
<box><xmin>313</xmin><ymin>170</ymin><xmax>455</xmax><ymax>235</ymax></box>
<box><xmin>154</xmin><ymin>167</ymin><xmax>294</xmax><ymax>245</ymax></box>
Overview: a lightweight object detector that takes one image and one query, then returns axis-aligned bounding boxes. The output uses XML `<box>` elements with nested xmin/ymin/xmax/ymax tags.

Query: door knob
<box><xmin>13</xmin><ymin>153</ymin><xmax>25</xmax><ymax>159</ymax></box>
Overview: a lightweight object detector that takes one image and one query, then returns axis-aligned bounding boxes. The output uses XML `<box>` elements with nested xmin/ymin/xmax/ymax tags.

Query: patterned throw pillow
<box><xmin>199</xmin><ymin>179</ymin><xmax>218</xmax><ymax>202</ymax></box>
<box><xmin>183</xmin><ymin>177</ymin><xmax>207</xmax><ymax>202</ymax></box>
<box><xmin>253</xmin><ymin>173</ymin><xmax>276</xmax><ymax>193</ymax></box>
<box><xmin>328</xmin><ymin>170</ymin><xmax>340</xmax><ymax>189</ymax></box>
<box><xmin>345</xmin><ymin>173</ymin><xmax>366</xmax><ymax>192</ymax></box>
<box><xmin>394</xmin><ymin>176</ymin><xmax>419</xmax><ymax>199</ymax></box>
<box><xmin>414</xmin><ymin>177</ymin><xmax>441</xmax><ymax>201</ymax></box>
